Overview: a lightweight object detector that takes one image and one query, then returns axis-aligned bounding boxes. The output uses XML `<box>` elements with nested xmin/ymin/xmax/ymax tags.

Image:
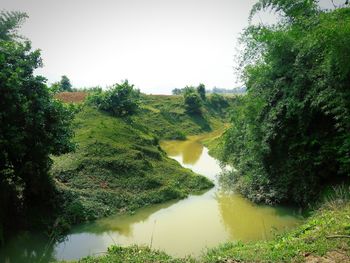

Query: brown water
<box><xmin>0</xmin><ymin>134</ymin><xmax>302</xmax><ymax>262</ymax></box>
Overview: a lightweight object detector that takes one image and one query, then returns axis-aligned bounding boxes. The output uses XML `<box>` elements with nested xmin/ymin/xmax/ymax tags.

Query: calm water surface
<box><xmin>0</xmin><ymin>134</ymin><xmax>302</xmax><ymax>262</ymax></box>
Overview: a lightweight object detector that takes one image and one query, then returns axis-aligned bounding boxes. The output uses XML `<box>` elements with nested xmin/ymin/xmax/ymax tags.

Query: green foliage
<box><xmin>59</xmin><ymin>75</ymin><xmax>72</xmax><ymax>92</ymax></box>
<box><xmin>221</xmin><ymin>5</ymin><xmax>350</xmax><ymax>205</ymax></box>
<box><xmin>183</xmin><ymin>87</ymin><xmax>202</xmax><ymax>114</ymax></box>
<box><xmin>87</xmin><ymin>80</ymin><xmax>141</xmax><ymax>116</ymax></box>
<box><xmin>172</xmin><ymin>88</ymin><xmax>183</xmax><ymax>95</ymax></box>
<box><xmin>52</xmin><ymin>106</ymin><xmax>213</xmax><ymax>226</ymax></box>
<box><xmin>68</xmin><ymin>245</ymin><xmax>194</xmax><ymax>263</ymax></box>
<box><xmin>0</xmin><ymin>36</ymin><xmax>75</xmax><ymax>240</ymax></box>
<box><xmin>196</xmin><ymin>83</ymin><xmax>206</xmax><ymax>100</ymax></box>
<box><xmin>208</xmin><ymin>93</ymin><xmax>228</xmax><ymax>110</ymax></box>
<box><xmin>0</xmin><ymin>11</ymin><xmax>28</xmax><ymax>41</ymax></box>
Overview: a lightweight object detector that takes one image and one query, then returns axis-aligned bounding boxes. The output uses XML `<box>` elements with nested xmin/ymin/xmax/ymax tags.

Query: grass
<box><xmin>133</xmin><ymin>95</ymin><xmax>231</xmax><ymax>140</ymax></box>
<box><xmin>52</xmin><ymin>106</ymin><xmax>214</xmax><ymax>227</ymax></box>
<box><xmin>51</xmin><ymin>94</ymin><xmax>233</xmax><ymax>229</ymax></box>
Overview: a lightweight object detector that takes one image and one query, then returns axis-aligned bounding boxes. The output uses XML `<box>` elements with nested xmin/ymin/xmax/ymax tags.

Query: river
<box><xmin>0</xmin><ymin>134</ymin><xmax>302</xmax><ymax>262</ymax></box>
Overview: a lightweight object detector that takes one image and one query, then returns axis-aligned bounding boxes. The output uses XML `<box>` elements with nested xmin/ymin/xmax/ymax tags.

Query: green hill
<box><xmin>51</xmin><ymin>94</ymin><xmax>230</xmax><ymax>228</ymax></box>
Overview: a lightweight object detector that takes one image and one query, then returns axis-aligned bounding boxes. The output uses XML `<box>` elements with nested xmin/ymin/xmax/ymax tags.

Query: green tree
<box><xmin>0</xmin><ymin>12</ymin><xmax>75</xmax><ymax>243</ymax></box>
<box><xmin>60</xmin><ymin>75</ymin><xmax>72</xmax><ymax>92</ymax></box>
<box><xmin>88</xmin><ymin>80</ymin><xmax>141</xmax><ymax>116</ymax></box>
<box><xmin>183</xmin><ymin>86</ymin><xmax>202</xmax><ymax>114</ymax></box>
<box><xmin>196</xmin><ymin>83</ymin><xmax>206</xmax><ymax>100</ymax></box>
<box><xmin>0</xmin><ymin>10</ymin><xmax>28</xmax><ymax>41</ymax></box>
<box><xmin>172</xmin><ymin>88</ymin><xmax>182</xmax><ymax>95</ymax></box>
<box><xmin>221</xmin><ymin>1</ymin><xmax>350</xmax><ymax>205</ymax></box>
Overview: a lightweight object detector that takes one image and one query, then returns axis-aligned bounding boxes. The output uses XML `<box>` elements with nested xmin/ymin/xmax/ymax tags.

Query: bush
<box><xmin>183</xmin><ymin>87</ymin><xmax>202</xmax><ymax>114</ymax></box>
<box><xmin>209</xmin><ymin>93</ymin><xmax>228</xmax><ymax>109</ymax></box>
<box><xmin>87</xmin><ymin>80</ymin><xmax>140</xmax><ymax>116</ymax></box>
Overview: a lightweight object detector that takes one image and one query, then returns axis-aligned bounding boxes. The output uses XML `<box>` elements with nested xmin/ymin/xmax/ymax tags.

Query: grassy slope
<box><xmin>134</xmin><ymin>95</ymin><xmax>229</xmax><ymax>140</ymax></box>
<box><xmin>65</xmin><ymin>201</ymin><xmax>350</xmax><ymax>263</ymax></box>
<box><xmin>52</xmin><ymin>94</ymin><xmax>230</xmax><ymax>226</ymax></box>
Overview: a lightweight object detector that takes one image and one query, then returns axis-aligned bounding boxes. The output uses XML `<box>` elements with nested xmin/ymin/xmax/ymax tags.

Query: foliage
<box><xmin>87</xmin><ymin>80</ymin><xmax>141</xmax><ymax>116</ymax></box>
<box><xmin>208</xmin><ymin>93</ymin><xmax>228</xmax><ymax>110</ymax></box>
<box><xmin>52</xmin><ymin>106</ymin><xmax>213</xmax><ymax>226</ymax></box>
<box><xmin>172</xmin><ymin>88</ymin><xmax>183</xmax><ymax>95</ymax></box>
<box><xmin>221</xmin><ymin>3</ymin><xmax>350</xmax><ymax>205</ymax></box>
<box><xmin>60</xmin><ymin>75</ymin><xmax>72</xmax><ymax>92</ymax></box>
<box><xmin>66</xmin><ymin>245</ymin><xmax>195</xmax><ymax>263</ymax></box>
<box><xmin>0</xmin><ymin>36</ymin><xmax>75</xmax><ymax>241</ymax></box>
<box><xmin>196</xmin><ymin>83</ymin><xmax>206</xmax><ymax>100</ymax></box>
<box><xmin>183</xmin><ymin>86</ymin><xmax>202</xmax><ymax>114</ymax></box>
<box><xmin>0</xmin><ymin>11</ymin><xmax>28</xmax><ymax>41</ymax></box>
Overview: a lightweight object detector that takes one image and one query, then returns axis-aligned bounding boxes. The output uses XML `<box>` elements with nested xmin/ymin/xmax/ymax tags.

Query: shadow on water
<box><xmin>0</xmin><ymin>231</ymin><xmax>54</xmax><ymax>263</ymax></box>
<box><xmin>70</xmin><ymin>199</ymin><xmax>178</xmax><ymax>236</ymax></box>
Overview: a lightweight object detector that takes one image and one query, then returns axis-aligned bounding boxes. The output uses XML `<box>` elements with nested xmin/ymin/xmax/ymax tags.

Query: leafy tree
<box><xmin>172</xmin><ymin>88</ymin><xmax>182</xmax><ymax>95</ymax></box>
<box><xmin>209</xmin><ymin>93</ymin><xmax>228</xmax><ymax>109</ymax></box>
<box><xmin>0</xmin><ymin>10</ymin><xmax>28</xmax><ymax>41</ymax></box>
<box><xmin>183</xmin><ymin>86</ymin><xmax>202</xmax><ymax>114</ymax></box>
<box><xmin>60</xmin><ymin>75</ymin><xmax>72</xmax><ymax>92</ymax></box>
<box><xmin>197</xmin><ymin>83</ymin><xmax>206</xmax><ymax>100</ymax></box>
<box><xmin>0</xmin><ymin>12</ymin><xmax>75</xmax><ymax>243</ymax></box>
<box><xmin>221</xmin><ymin>2</ymin><xmax>350</xmax><ymax>205</ymax></box>
<box><xmin>87</xmin><ymin>80</ymin><xmax>141</xmax><ymax>116</ymax></box>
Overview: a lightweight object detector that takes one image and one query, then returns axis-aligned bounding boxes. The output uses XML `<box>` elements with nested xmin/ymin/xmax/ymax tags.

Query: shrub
<box><xmin>183</xmin><ymin>87</ymin><xmax>202</xmax><ymax>114</ymax></box>
<box><xmin>87</xmin><ymin>80</ymin><xmax>140</xmax><ymax>117</ymax></box>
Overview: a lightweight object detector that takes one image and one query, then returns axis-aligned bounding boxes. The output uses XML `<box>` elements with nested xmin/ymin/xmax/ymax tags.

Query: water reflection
<box><xmin>161</xmin><ymin>139</ymin><xmax>203</xmax><ymax>165</ymax></box>
<box><xmin>215</xmin><ymin>192</ymin><xmax>300</xmax><ymax>241</ymax></box>
<box><xmin>0</xmin><ymin>232</ymin><xmax>54</xmax><ymax>263</ymax></box>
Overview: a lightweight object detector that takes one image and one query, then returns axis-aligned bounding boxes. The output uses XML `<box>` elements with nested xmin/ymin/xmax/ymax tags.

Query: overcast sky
<box><xmin>1</xmin><ymin>0</ymin><xmax>340</xmax><ymax>94</ymax></box>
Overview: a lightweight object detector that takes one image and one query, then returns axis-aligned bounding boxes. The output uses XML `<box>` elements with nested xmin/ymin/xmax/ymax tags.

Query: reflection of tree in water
<box><xmin>181</xmin><ymin>141</ymin><xmax>203</xmax><ymax>165</ymax></box>
<box><xmin>215</xmin><ymin>192</ymin><xmax>300</xmax><ymax>241</ymax></box>
<box><xmin>70</xmin><ymin>200</ymin><xmax>176</xmax><ymax>237</ymax></box>
<box><xmin>160</xmin><ymin>139</ymin><xmax>203</xmax><ymax>165</ymax></box>
<box><xmin>0</xmin><ymin>232</ymin><xmax>55</xmax><ymax>263</ymax></box>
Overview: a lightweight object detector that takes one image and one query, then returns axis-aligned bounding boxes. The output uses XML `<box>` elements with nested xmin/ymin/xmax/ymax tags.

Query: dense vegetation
<box><xmin>87</xmin><ymin>80</ymin><xmax>141</xmax><ymax>116</ymax></box>
<box><xmin>220</xmin><ymin>1</ymin><xmax>350</xmax><ymax>205</ymax></box>
<box><xmin>0</xmin><ymin>11</ymin><xmax>75</xmax><ymax>244</ymax></box>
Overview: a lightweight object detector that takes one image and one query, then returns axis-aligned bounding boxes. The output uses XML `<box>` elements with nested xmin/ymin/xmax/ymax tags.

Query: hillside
<box><xmin>52</xmin><ymin>93</ymin><xmax>231</xmax><ymax>227</ymax></box>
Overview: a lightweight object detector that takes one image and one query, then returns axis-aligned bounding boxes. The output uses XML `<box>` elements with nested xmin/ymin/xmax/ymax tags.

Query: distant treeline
<box><xmin>172</xmin><ymin>86</ymin><xmax>246</xmax><ymax>95</ymax></box>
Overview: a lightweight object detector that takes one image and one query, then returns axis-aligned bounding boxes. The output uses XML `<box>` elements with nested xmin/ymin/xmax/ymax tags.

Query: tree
<box><xmin>183</xmin><ymin>87</ymin><xmax>202</xmax><ymax>114</ymax></box>
<box><xmin>0</xmin><ymin>10</ymin><xmax>28</xmax><ymax>41</ymax></box>
<box><xmin>221</xmin><ymin>2</ymin><xmax>350</xmax><ymax>205</ymax></box>
<box><xmin>60</xmin><ymin>75</ymin><xmax>72</xmax><ymax>92</ymax></box>
<box><xmin>172</xmin><ymin>88</ymin><xmax>182</xmax><ymax>95</ymax></box>
<box><xmin>88</xmin><ymin>80</ymin><xmax>141</xmax><ymax>116</ymax></box>
<box><xmin>0</xmin><ymin>12</ymin><xmax>75</xmax><ymax>243</ymax></box>
<box><xmin>196</xmin><ymin>83</ymin><xmax>206</xmax><ymax>100</ymax></box>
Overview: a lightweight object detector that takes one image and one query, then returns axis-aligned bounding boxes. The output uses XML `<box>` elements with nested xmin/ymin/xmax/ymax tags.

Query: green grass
<box><xmin>64</xmin><ymin>245</ymin><xmax>193</xmax><ymax>263</ymax></box>
<box><xmin>134</xmin><ymin>95</ymin><xmax>231</xmax><ymax>140</ymax></box>
<box><xmin>51</xmin><ymin>93</ymin><xmax>233</xmax><ymax>228</ymax></box>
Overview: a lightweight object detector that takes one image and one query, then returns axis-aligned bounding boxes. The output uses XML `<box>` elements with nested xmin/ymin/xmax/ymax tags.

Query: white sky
<box><xmin>1</xmin><ymin>0</ymin><xmax>340</xmax><ymax>94</ymax></box>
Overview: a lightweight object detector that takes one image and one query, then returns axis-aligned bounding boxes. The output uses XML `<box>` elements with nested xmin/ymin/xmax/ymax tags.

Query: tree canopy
<box><xmin>87</xmin><ymin>80</ymin><xmax>141</xmax><ymax>116</ymax></box>
<box><xmin>0</xmin><ymin>11</ymin><xmax>75</xmax><ymax>243</ymax></box>
<box><xmin>221</xmin><ymin>2</ymin><xmax>350</xmax><ymax>205</ymax></box>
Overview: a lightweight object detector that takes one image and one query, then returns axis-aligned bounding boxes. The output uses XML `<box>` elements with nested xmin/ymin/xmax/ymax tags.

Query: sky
<box><xmin>1</xmin><ymin>0</ymin><xmax>341</xmax><ymax>94</ymax></box>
